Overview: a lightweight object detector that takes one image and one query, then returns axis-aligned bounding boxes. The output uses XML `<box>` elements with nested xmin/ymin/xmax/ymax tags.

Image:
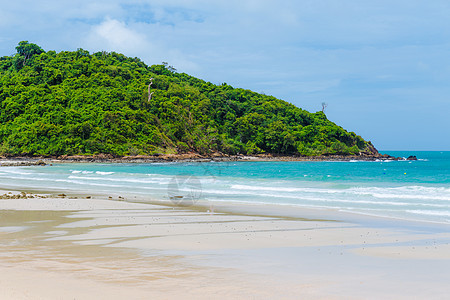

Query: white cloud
<box><xmin>86</xmin><ymin>18</ymin><xmax>148</xmax><ymax>53</ymax></box>
<box><xmin>83</xmin><ymin>18</ymin><xmax>200</xmax><ymax>72</ymax></box>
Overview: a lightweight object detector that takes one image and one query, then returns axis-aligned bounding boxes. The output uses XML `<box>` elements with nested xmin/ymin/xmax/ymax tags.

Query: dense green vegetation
<box><xmin>0</xmin><ymin>41</ymin><xmax>375</xmax><ymax>157</ymax></box>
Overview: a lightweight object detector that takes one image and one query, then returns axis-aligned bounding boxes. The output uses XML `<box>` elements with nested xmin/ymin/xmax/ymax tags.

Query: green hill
<box><xmin>0</xmin><ymin>41</ymin><xmax>377</xmax><ymax>157</ymax></box>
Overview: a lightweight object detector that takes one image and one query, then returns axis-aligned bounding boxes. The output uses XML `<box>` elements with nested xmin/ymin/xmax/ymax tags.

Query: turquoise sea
<box><xmin>1</xmin><ymin>151</ymin><xmax>449</xmax><ymax>224</ymax></box>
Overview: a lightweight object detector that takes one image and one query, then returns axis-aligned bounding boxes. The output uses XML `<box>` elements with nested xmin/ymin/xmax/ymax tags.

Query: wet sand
<box><xmin>0</xmin><ymin>191</ymin><xmax>449</xmax><ymax>299</ymax></box>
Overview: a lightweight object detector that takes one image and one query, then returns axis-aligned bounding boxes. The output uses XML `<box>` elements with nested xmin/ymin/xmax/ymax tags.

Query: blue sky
<box><xmin>1</xmin><ymin>0</ymin><xmax>449</xmax><ymax>151</ymax></box>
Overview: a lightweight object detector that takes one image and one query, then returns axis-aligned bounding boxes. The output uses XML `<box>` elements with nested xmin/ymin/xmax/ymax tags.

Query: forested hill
<box><xmin>0</xmin><ymin>41</ymin><xmax>377</xmax><ymax>157</ymax></box>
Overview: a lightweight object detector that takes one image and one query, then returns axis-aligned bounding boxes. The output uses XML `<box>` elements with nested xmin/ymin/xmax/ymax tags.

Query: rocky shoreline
<box><xmin>0</xmin><ymin>152</ymin><xmax>417</xmax><ymax>167</ymax></box>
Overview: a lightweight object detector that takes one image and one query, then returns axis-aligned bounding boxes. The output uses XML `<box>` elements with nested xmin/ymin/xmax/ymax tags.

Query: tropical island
<box><xmin>0</xmin><ymin>41</ymin><xmax>385</xmax><ymax>162</ymax></box>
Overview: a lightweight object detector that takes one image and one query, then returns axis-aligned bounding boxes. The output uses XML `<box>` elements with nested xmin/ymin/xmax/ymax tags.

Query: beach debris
<box><xmin>0</xmin><ymin>192</ymin><xmax>47</xmax><ymax>199</ymax></box>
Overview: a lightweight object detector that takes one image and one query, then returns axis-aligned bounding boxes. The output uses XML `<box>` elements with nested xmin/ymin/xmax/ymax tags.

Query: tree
<box><xmin>321</xmin><ymin>102</ymin><xmax>328</xmax><ymax>113</ymax></box>
<box><xmin>15</xmin><ymin>41</ymin><xmax>45</xmax><ymax>66</ymax></box>
<box><xmin>162</xmin><ymin>61</ymin><xmax>177</xmax><ymax>73</ymax></box>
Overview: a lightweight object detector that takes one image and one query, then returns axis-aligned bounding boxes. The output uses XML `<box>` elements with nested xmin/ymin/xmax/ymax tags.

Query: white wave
<box><xmin>201</xmin><ymin>189</ymin><xmax>450</xmax><ymax>208</ymax></box>
<box><xmin>0</xmin><ymin>169</ymin><xmax>34</xmax><ymax>175</ymax></box>
<box><xmin>406</xmin><ymin>210</ymin><xmax>450</xmax><ymax>217</ymax></box>
<box><xmin>67</xmin><ymin>175</ymin><xmax>170</xmax><ymax>184</ymax></box>
<box><xmin>230</xmin><ymin>184</ymin><xmax>450</xmax><ymax>202</ymax></box>
<box><xmin>230</xmin><ymin>184</ymin><xmax>343</xmax><ymax>194</ymax></box>
<box><xmin>0</xmin><ymin>176</ymin><xmax>52</xmax><ymax>181</ymax></box>
<box><xmin>354</xmin><ymin>185</ymin><xmax>450</xmax><ymax>193</ymax></box>
<box><xmin>95</xmin><ymin>171</ymin><xmax>115</xmax><ymax>175</ymax></box>
<box><xmin>205</xmin><ymin>188</ymin><xmax>347</xmax><ymax>200</ymax></box>
<box><xmin>350</xmin><ymin>186</ymin><xmax>450</xmax><ymax>201</ymax></box>
<box><xmin>375</xmin><ymin>159</ymin><xmax>395</xmax><ymax>163</ymax></box>
<box><xmin>370</xmin><ymin>193</ymin><xmax>450</xmax><ymax>201</ymax></box>
<box><xmin>70</xmin><ymin>170</ymin><xmax>95</xmax><ymax>174</ymax></box>
<box><xmin>53</xmin><ymin>179</ymin><xmax>140</xmax><ymax>188</ymax></box>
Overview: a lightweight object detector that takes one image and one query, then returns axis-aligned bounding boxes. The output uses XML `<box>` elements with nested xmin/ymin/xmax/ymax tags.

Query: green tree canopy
<box><xmin>14</xmin><ymin>41</ymin><xmax>45</xmax><ymax>69</ymax></box>
<box><xmin>0</xmin><ymin>42</ymin><xmax>377</xmax><ymax>157</ymax></box>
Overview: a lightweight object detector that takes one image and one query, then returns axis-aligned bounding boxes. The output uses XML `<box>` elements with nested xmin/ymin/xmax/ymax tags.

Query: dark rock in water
<box><xmin>379</xmin><ymin>154</ymin><xmax>402</xmax><ymax>160</ymax></box>
<box><xmin>406</xmin><ymin>155</ymin><xmax>418</xmax><ymax>161</ymax></box>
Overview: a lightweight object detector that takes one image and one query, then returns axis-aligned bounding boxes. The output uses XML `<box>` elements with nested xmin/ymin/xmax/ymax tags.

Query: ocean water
<box><xmin>0</xmin><ymin>151</ymin><xmax>449</xmax><ymax>224</ymax></box>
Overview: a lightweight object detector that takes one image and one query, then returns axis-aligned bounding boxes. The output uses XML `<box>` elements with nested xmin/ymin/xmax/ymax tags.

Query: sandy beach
<box><xmin>0</xmin><ymin>190</ymin><xmax>449</xmax><ymax>299</ymax></box>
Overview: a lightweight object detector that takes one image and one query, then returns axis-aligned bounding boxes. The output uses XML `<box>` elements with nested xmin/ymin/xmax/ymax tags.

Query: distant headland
<box><xmin>1</xmin><ymin>41</ymin><xmax>389</xmax><ymax>160</ymax></box>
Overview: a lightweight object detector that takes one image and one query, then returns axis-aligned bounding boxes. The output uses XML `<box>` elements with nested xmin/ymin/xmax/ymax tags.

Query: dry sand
<box><xmin>0</xmin><ymin>190</ymin><xmax>449</xmax><ymax>299</ymax></box>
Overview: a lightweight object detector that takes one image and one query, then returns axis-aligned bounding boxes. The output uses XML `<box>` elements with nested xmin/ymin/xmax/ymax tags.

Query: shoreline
<box><xmin>2</xmin><ymin>183</ymin><xmax>449</xmax><ymax>230</ymax></box>
<box><xmin>0</xmin><ymin>152</ymin><xmax>415</xmax><ymax>167</ymax></box>
<box><xmin>1</xmin><ymin>188</ymin><xmax>448</xmax><ymax>233</ymax></box>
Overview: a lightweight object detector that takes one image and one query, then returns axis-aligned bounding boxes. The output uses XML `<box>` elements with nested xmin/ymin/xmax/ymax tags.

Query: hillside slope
<box><xmin>0</xmin><ymin>42</ymin><xmax>377</xmax><ymax>157</ymax></box>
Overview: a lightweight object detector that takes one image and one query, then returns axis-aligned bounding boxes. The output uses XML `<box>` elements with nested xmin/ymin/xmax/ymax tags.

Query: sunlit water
<box><xmin>1</xmin><ymin>151</ymin><xmax>449</xmax><ymax>224</ymax></box>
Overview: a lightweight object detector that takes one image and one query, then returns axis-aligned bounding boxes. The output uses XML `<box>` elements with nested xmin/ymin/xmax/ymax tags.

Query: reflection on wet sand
<box><xmin>1</xmin><ymin>193</ymin><xmax>450</xmax><ymax>299</ymax></box>
<box><xmin>0</xmin><ymin>208</ymin><xmax>219</xmax><ymax>285</ymax></box>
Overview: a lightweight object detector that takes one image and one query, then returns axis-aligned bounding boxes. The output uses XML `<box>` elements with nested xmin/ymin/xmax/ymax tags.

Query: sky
<box><xmin>1</xmin><ymin>0</ymin><xmax>449</xmax><ymax>151</ymax></box>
